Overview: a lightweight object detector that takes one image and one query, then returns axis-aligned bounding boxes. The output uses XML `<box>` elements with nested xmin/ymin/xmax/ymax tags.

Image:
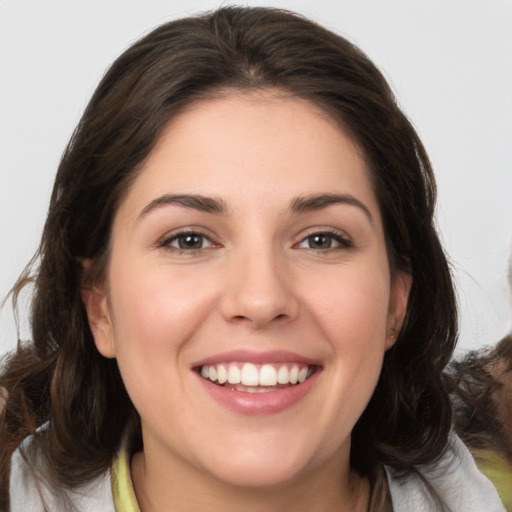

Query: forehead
<box><xmin>116</xmin><ymin>91</ymin><xmax>379</xmax><ymax>222</ymax></box>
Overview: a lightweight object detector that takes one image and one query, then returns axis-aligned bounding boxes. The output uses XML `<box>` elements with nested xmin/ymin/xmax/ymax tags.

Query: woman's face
<box><xmin>85</xmin><ymin>92</ymin><xmax>410</xmax><ymax>490</ymax></box>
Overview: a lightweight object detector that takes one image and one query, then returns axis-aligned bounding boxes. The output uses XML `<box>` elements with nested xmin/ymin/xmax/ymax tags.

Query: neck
<box><xmin>131</xmin><ymin>448</ymin><xmax>369</xmax><ymax>512</ymax></box>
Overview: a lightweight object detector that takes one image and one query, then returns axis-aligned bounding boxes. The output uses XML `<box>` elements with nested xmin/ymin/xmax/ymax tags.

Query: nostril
<box><xmin>229</xmin><ymin>313</ymin><xmax>289</xmax><ymax>327</ymax></box>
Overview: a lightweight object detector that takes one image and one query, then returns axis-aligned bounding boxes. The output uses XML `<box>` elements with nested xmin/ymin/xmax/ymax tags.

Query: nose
<box><xmin>219</xmin><ymin>248</ymin><xmax>299</xmax><ymax>329</ymax></box>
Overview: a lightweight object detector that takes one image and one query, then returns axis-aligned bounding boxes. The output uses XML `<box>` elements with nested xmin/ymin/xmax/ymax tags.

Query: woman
<box><xmin>0</xmin><ymin>6</ymin><xmax>505</xmax><ymax>511</ymax></box>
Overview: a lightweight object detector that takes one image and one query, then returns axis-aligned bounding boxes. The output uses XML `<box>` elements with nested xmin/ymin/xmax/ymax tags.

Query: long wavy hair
<box><xmin>0</xmin><ymin>5</ymin><xmax>457</xmax><ymax>508</ymax></box>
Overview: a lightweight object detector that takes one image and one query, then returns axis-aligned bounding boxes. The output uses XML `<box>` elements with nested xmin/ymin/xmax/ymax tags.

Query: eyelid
<box><xmin>157</xmin><ymin>226</ymin><xmax>221</xmax><ymax>251</ymax></box>
<box><xmin>155</xmin><ymin>226</ymin><xmax>352</xmax><ymax>253</ymax></box>
<box><xmin>294</xmin><ymin>227</ymin><xmax>352</xmax><ymax>250</ymax></box>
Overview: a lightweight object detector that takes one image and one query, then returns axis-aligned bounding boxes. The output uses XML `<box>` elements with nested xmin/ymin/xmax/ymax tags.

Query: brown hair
<box><xmin>0</xmin><ymin>6</ymin><xmax>457</xmax><ymax>507</ymax></box>
<box><xmin>445</xmin><ymin>334</ymin><xmax>512</xmax><ymax>463</ymax></box>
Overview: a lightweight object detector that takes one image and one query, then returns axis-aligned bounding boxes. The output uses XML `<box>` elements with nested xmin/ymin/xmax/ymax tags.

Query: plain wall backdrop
<box><xmin>1</xmin><ymin>0</ymin><xmax>512</xmax><ymax>358</ymax></box>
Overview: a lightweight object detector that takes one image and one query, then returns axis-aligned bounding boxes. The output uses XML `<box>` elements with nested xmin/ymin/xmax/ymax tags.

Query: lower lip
<box><xmin>196</xmin><ymin>371</ymin><xmax>318</xmax><ymax>415</ymax></box>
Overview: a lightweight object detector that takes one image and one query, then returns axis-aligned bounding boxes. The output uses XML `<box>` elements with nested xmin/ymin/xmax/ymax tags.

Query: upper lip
<box><xmin>191</xmin><ymin>349</ymin><xmax>320</xmax><ymax>368</ymax></box>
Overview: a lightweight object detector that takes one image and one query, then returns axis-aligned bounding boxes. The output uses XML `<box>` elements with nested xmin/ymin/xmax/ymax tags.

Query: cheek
<box><xmin>112</xmin><ymin>260</ymin><xmax>208</xmax><ymax>328</ymax></box>
<box><xmin>301</xmin><ymin>265</ymin><xmax>391</xmax><ymax>347</ymax></box>
<box><xmin>106</xmin><ymin>261</ymin><xmax>219</xmax><ymax>380</ymax></box>
<box><xmin>298</xmin><ymin>264</ymin><xmax>390</xmax><ymax>422</ymax></box>
<box><xmin>293</xmin><ymin>269</ymin><xmax>390</xmax><ymax>459</ymax></box>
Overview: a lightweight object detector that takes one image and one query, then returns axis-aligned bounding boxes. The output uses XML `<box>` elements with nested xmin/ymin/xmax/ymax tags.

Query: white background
<box><xmin>1</xmin><ymin>0</ymin><xmax>511</xmax><ymax>358</ymax></box>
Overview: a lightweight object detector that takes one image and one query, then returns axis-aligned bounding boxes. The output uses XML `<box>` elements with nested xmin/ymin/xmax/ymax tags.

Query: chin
<box><xmin>197</xmin><ymin>437</ymin><xmax>321</xmax><ymax>490</ymax></box>
<box><xmin>210</xmin><ymin>459</ymin><xmax>307</xmax><ymax>490</ymax></box>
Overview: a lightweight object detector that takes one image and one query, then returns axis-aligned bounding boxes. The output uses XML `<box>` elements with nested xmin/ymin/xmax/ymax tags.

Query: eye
<box><xmin>297</xmin><ymin>231</ymin><xmax>351</xmax><ymax>250</ymax></box>
<box><xmin>161</xmin><ymin>231</ymin><xmax>216</xmax><ymax>251</ymax></box>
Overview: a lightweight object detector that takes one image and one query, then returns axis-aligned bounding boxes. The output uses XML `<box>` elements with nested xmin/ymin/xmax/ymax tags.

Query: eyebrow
<box><xmin>138</xmin><ymin>194</ymin><xmax>226</xmax><ymax>220</ymax></box>
<box><xmin>289</xmin><ymin>193</ymin><xmax>373</xmax><ymax>223</ymax></box>
<box><xmin>137</xmin><ymin>192</ymin><xmax>372</xmax><ymax>223</ymax></box>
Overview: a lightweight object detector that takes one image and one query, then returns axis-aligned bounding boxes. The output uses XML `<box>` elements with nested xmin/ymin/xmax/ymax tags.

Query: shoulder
<box><xmin>385</xmin><ymin>433</ymin><xmax>506</xmax><ymax>512</ymax></box>
<box><xmin>9</xmin><ymin>435</ymin><xmax>115</xmax><ymax>512</ymax></box>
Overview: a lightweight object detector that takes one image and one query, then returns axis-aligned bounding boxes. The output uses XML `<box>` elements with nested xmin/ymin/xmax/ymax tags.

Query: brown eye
<box><xmin>177</xmin><ymin>234</ymin><xmax>204</xmax><ymax>249</ymax></box>
<box><xmin>163</xmin><ymin>232</ymin><xmax>215</xmax><ymax>251</ymax></box>
<box><xmin>307</xmin><ymin>234</ymin><xmax>334</xmax><ymax>249</ymax></box>
<box><xmin>297</xmin><ymin>231</ymin><xmax>351</xmax><ymax>250</ymax></box>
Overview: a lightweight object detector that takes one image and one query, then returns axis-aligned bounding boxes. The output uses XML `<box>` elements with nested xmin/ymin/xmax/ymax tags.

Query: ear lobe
<box><xmin>81</xmin><ymin>260</ymin><xmax>116</xmax><ymax>359</ymax></box>
<box><xmin>385</xmin><ymin>271</ymin><xmax>412</xmax><ymax>349</ymax></box>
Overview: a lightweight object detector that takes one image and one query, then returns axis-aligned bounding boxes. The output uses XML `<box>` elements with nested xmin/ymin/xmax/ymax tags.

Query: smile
<box><xmin>199</xmin><ymin>362</ymin><xmax>315</xmax><ymax>392</ymax></box>
<box><xmin>193</xmin><ymin>351</ymin><xmax>320</xmax><ymax>414</ymax></box>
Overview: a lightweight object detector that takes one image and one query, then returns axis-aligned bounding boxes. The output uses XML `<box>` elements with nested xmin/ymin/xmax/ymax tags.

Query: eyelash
<box><xmin>158</xmin><ymin>230</ymin><xmax>217</xmax><ymax>254</ymax></box>
<box><xmin>158</xmin><ymin>228</ymin><xmax>352</xmax><ymax>254</ymax></box>
<box><xmin>295</xmin><ymin>230</ymin><xmax>352</xmax><ymax>252</ymax></box>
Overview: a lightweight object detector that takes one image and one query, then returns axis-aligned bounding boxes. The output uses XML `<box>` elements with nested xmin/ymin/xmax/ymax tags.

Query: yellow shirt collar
<box><xmin>111</xmin><ymin>445</ymin><xmax>140</xmax><ymax>512</ymax></box>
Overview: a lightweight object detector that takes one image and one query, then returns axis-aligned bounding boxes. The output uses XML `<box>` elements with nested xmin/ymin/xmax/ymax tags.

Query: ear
<box><xmin>385</xmin><ymin>271</ymin><xmax>412</xmax><ymax>350</ymax></box>
<box><xmin>81</xmin><ymin>259</ymin><xmax>116</xmax><ymax>359</ymax></box>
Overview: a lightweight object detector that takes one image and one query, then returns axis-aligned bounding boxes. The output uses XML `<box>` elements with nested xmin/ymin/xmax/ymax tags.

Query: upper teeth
<box><xmin>200</xmin><ymin>363</ymin><xmax>312</xmax><ymax>386</ymax></box>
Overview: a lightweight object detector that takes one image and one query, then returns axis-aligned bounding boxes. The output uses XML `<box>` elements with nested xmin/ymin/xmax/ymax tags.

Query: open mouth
<box><xmin>197</xmin><ymin>362</ymin><xmax>317</xmax><ymax>393</ymax></box>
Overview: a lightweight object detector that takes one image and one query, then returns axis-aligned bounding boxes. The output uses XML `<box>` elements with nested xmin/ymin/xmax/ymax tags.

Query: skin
<box><xmin>84</xmin><ymin>91</ymin><xmax>411</xmax><ymax>512</ymax></box>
